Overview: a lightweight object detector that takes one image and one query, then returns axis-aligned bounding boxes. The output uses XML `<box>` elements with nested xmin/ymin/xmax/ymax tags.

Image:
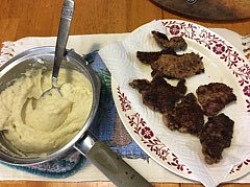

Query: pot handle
<box><xmin>74</xmin><ymin>134</ymin><xmax>152</xmax><ymax>187</ymax></box>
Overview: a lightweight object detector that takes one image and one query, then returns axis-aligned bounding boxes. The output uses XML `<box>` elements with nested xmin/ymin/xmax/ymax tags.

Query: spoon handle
<box><xmin>52</xmin><ymin>0</ymin><xmax>74</xmax><ymax>86</ymax></box>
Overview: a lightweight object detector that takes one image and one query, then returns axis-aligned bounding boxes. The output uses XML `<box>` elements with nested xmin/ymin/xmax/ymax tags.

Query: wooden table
<box><xmin>0</xmin><ymin>0</ymin><xmax>249</xmax><ymax>187</ymax></box>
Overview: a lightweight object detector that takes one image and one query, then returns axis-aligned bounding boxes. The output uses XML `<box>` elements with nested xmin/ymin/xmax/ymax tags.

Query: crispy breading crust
<box><xmin>151</xmin><ymin>52</ymin><xmax>204</xmax><ymax>79</ymax></box>
<box><xmin>151</xmin><ymin>30</ymin><xmax>187</xmax><ymax>51</ymax></box>
<box><xmin>163</xmin><ymin>93</ymin><xmax>204</xmax><ymax>136</ymax></box>
<box><xmin>200</xmin><ymin>113</ymin><xmax>234</xmax><ymax>164</ymax></box>
<box><xmin>196</xmin><ymin>83</ymin><xmax>237</xmax><ymax>116</ymax></box>
<box><xmin>129</xmin><ymin>76</ymin><xmax>186</xmax><ymax>113</ymax></box>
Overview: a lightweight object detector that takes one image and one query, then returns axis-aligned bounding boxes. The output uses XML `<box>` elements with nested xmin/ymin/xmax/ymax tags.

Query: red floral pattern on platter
<box><xmin>168</xmin><ymin>153</ymin><xmax>192</xmax><ymax>174</ymax></box>
<box><xmin>117</xmin><ymin>87</ymin><xmax>131</xmax><ymax>112</ymax></box>
<box><xmin>115</xmin><ymin>21</ymin><xmax>250</xmax><ymax>179</ymax></box>
<box><xmin>163</xmin><ymin>21</ymin><xmax>250</xmax><ymax>176</ymax></box>
<box><xmin>117</xmin><ymin>84</ymin><xmax>249</xmax><ymax>176</ymax></box>
<box><xmin>117</xmin><ymin>87</ymin><xmax>191</xmax><ymax>174</ymax></box>
<box><xmin>126</xmin><ymin>113</ymin><xmax>170</xmax><ymax>161</ymax></box>
<box><xmin>163</xmin><ymin>20</ymin><xmax>250</xmax><ymax>112</ymax></box>
<box><xmin>230</xmin><ymin>159</ymin><xmax>250</xmax><ymax>174</ymax></box>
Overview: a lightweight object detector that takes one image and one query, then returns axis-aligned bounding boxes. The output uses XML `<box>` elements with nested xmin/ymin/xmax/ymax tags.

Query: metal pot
<box><xmin>0</xmin><ymin>47</ymin><xmax>152</xmax><ymax>187</ymax></box>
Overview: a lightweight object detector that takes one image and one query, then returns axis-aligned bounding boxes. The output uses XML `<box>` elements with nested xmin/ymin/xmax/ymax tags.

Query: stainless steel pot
<box><xmin>0</xmin><ymin>47</ymin><xmax>152</xmax><ymax>187</ymax></box>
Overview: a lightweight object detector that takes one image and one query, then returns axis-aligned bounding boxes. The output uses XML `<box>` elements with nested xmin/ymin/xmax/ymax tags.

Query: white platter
<box><xmin>109</xmin><ymin>20</ymin><xmax>250</xmax><ymax>182</ymax></box>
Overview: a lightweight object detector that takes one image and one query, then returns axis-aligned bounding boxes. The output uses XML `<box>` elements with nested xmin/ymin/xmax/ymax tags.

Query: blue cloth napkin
<box><xmin>7</xmin><ymin>51</ymin><xmax>148</xmax><ymax>178</ymax></box>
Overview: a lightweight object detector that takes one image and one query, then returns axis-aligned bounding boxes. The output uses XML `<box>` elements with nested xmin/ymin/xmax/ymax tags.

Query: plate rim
<box><xmin>110</xmin><ymin>19</ymin><xmax>250</xmax><ymax>183</ymax></box>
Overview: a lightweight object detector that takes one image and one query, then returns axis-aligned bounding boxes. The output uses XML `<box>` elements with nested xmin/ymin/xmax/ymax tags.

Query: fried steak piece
<box><xmin>163</xmin><ymin>93</ymin><xmax>204</xmax><ymax>136</ymax></box>
<box><xmin>200</xmin><ymin>113</ymin><xmax>234</xmax><ymax>164</ymax></box>
<box><xmin>136</xmin><ymin>30</ymin><xmax>204</xmax><ymax>79</ymax></box>
<box><xmin>196</xmin><ymin>83</ymin><xmax>237</xmax><ymax>116</ymax></box>
<box><xmin>152</xmin><ymin>30</ymin><xmax>187</xmax><ymax>51</ymax></box>
<box><xmin>129</xmin><ymin>76</ymin><xmax>186</xmax><ymax>113</ymax></box>
<box><xmin>151</xmin><ymin>52</ymin><xmax>204</xmax><ymax>79</ymax></box>
<box><xmin>136</xmin><ymin>48</ymin><xmax>176</xmax><ymax>65</ymax></box>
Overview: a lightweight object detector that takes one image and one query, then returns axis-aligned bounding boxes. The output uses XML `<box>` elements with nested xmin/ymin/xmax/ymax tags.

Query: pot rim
<box><xmin>0</xmin><ymin>46</ymin><xmax>101</xmax><ymax>166</ymax></box>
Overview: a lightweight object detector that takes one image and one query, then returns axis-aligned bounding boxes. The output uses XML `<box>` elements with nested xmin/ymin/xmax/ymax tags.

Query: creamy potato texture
<box><xmin>0</xmin><ymin>68</ymin><xmax>93</xmax><ymax>155</ymax></box>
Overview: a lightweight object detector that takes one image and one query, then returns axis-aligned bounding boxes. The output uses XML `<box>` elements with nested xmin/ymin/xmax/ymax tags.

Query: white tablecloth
<box><xmin>0</xmin><ymin>28</ymin><xmax>249</xmax><ymax>184</ymax></box>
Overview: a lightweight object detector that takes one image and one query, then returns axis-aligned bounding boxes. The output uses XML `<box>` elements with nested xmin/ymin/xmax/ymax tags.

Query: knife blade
<box><xmin>151</xmin><ymin>0</ymin><xmax>250</xmax><ymax>21</ymax></box>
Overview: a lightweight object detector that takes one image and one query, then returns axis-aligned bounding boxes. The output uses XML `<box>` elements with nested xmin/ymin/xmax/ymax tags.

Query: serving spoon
<box><xmin>43</xmin><ymin>0</ymin><xmax>74</xmax><ymax>96</ymax></box>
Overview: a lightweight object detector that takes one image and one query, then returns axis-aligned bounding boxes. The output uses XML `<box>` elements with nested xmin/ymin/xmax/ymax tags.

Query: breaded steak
<box><xmin>200</xmin><ymin>113</ymin><xmax>234</xmax><ymax>164</ymax></box>
<box><xmin>129</xmin><ymin>76</ymin><xmax>186</xmax><ymax>113</ymax></box>
<box><xmin>196</xmin><ymin>82</ymin><xmax>237</xmax><ymax>116</ymax></box>
<box><xmin>151</xmin><ymin>52</ymin><xmax>204</xmax><ymax>79</ymax></box>
<box><xmin>163</xmin><ymin>93</ymin><xmax>204</xmax><ymax>136</ymax></box>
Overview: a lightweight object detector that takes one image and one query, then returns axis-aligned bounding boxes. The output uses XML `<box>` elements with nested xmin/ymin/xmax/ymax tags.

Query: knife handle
<box><xmin>74</xmin><ymin>135</ymin><xmax>152</xmax><ymax>187</ymax></box>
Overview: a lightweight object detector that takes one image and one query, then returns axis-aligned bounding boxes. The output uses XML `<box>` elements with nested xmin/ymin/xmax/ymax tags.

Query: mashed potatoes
<box><xmin>0</xmin><ymin>68</ymin><xmax>93</xmax><ymax>155</ymax></box>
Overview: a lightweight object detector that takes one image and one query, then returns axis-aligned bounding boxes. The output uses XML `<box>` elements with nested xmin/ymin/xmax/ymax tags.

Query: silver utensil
<box><xmin>0</xmin><ymin>46</ymin><xmax>153</xmax><ymax>187</ymax></box>
<box><xmin>44</xmin><ymin>0</ymin><xmax>74</xmax><ymax>95</ymax></box>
